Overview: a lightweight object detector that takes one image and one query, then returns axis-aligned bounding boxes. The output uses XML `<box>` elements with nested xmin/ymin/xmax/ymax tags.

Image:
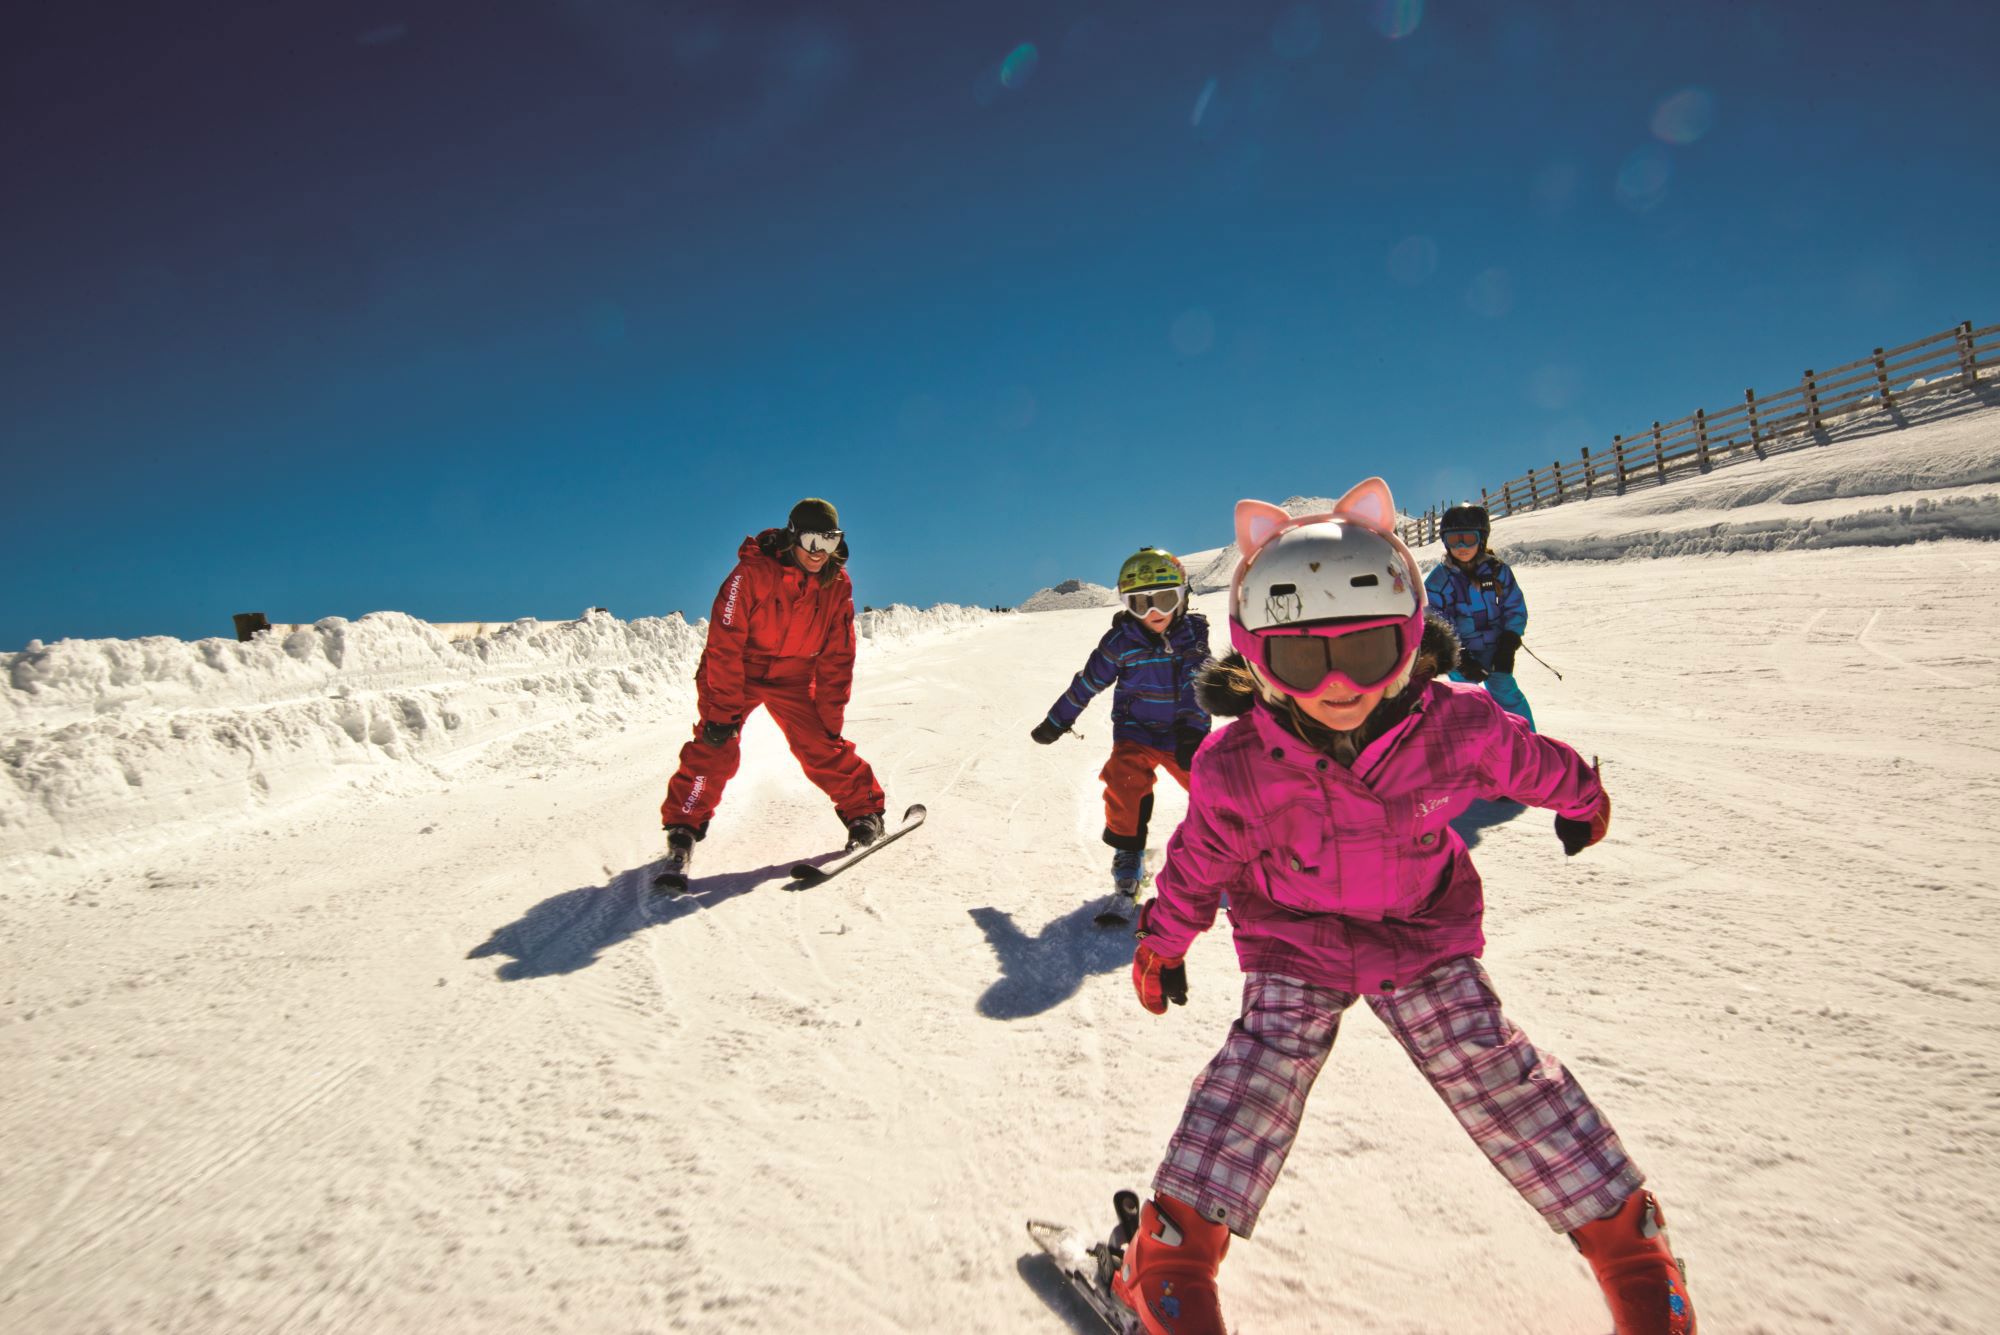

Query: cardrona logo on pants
<box><xmin>680</xmin><ymin>776</ymin><xmax>706</xmax><ymax>813</ymax></box>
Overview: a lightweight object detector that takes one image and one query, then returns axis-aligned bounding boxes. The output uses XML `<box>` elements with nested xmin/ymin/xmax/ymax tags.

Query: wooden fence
<box><xmin>1399</xmin><ymin>318</ymin><xmax>1999</xmax><ymax>547</ymax></box>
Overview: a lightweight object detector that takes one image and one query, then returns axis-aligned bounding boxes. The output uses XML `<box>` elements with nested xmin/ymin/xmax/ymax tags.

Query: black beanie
<box><xmin>789</xmin><ymin>498</ymin><xmax>839</xmax><ymax>534</ymax></box>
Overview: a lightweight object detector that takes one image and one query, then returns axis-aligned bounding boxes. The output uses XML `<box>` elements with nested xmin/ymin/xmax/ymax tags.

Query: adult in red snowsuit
<box><xmin>662</xmin><ymin>498</ymin><xmax>886</xmax><ymax>846</ymax></box>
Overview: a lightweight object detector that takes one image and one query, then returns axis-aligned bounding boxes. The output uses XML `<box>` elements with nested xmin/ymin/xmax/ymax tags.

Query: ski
<box><xmin>1092</xmin><ymin>874</ymin><xmax>1150</xmax><ymax>927</ymax></box>
<box><xmin>1026</xmin><ymin>1191</ymin><xmax>1144</xmax><ymax>1334</ymax></box>
<box><xmin>786</xmin><ymin>803</ymin><xmax>927</xmax><ymax>888</ymax></box>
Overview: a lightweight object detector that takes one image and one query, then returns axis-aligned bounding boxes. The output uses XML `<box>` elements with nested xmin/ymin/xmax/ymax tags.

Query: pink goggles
<box><xmin>1228</xmin><ymin>610</ymin><xmax>1424</xmax><ymax>699</ymax></box>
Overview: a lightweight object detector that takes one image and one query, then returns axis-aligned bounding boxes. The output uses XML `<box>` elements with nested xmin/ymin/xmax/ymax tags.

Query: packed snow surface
<box><xmin>4</xmin><ymin>404</ymin><xmax>1999</xmax><ymax>1333</ymax></box>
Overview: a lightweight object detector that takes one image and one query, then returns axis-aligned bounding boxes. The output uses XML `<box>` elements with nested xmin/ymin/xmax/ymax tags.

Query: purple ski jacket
<box><xmin>1145</xmin><ymin>650</ymin><xmax>1604</xmax><ymax>995</ymax></box>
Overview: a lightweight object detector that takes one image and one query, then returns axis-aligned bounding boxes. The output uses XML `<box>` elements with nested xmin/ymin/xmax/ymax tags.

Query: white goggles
<box><xmin>1123</xmin><ymin>585</ymin><xmax>1185</xmax><ymax>616</ymax></box>
<box><xmin>795</xmin><ymin>529</ymin><xmax>843</xmax><ymax>555</ymax></box>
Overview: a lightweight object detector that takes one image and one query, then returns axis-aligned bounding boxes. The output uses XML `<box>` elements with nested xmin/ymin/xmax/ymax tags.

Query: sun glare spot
<box><xmin>1000</xmin><ymin>43</ymin><xmax>1040</xmax><ymax>89</ymax></box>
<box><xmin>1650</xmin><ymin>87</ymin><xmax>1717</xmax><ymax>145</ymax></box>
<box><xmin>1171</xmin><ymin>309</ymin><xmax>1216</xmax><ymax>357</ymax></box>
<box><xmin>1271</xmin><ymin>5</ymin><xmax>1322</xmax><ymax>60</ymax></box>
<box><xmin>1615</xmin><ymin>148</ymin><xmax>1673</xmax><ymax>212</ymax></box>
<box><xmin>1465</xmin><ymin>268</ymin><xmax>1513</xmax><ymax>319</ymax></box>
<box><xmin>1371</xmin><ymin>0</ymin><xmax>1424</xmax><ymax>40</ymax></box>
<box><xmin>1191</xmin><ymin>78</ymin><xmax>1218</xmax><ymax>127</ymax></box>
<box><xmin>1387</xmin><ymin>236</ymin><xmax>1439</xmax><ymax>285</ymax></box>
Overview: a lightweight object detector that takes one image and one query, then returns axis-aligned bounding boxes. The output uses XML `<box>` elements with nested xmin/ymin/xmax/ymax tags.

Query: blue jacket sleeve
<box><xmin>1046</xmin><ymin>627</ymin><xmax>1122</xmax><ymax>730</ymax></box>
<box><xmin>1494</xmin><ymin>562</ymin><xmax>1529</xmax><ymax>635</ymax></box>
<box><xmin>1423</xmin><ymin>564</ymin><xmax>1454</xmax><ymax>622</ymax></box>
<box><xmin>1175</xmin><ymin>613</ymin><xmax>1212</xmax><ymax>732</ymax></box>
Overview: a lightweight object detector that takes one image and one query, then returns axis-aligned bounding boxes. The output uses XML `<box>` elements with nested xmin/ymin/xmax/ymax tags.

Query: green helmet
<box><xmin>1117</xmin><ymin>547</ymin><xmax>1187</xmax><ymax>595</ymax></box>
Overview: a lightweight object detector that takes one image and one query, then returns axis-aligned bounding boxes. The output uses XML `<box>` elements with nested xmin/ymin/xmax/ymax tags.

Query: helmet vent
<box><xmin>1349</xmin><ymin>574</ymin><xmax>1378</xmax><ymax>587</ymax></box>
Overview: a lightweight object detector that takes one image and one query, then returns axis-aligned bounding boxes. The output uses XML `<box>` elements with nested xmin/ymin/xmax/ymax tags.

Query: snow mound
<box><xmin>1419</xmin><ymin>399</ymin><xmax>2000</xmax><ymax>566</ymax></box>
<box><xmin>1</xmin><ymin>610</ymin><xmax>707</xmax><ymax>862</ymax></box>
<box><xmin>855</xmin><ymin>602</ymin><xmax>1002</xmax><ymax>649</ymax></box>
<box><xmin>1019</xmin><ymin>580</ymin><xmax>1118</xmax><ymax>612</ymax></box>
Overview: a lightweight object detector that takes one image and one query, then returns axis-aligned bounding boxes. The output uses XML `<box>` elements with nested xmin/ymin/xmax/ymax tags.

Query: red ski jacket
<box><xmin>697</xmin><ymin>530</ymin><xmax>859</xmax><ymax>734</ymax></box>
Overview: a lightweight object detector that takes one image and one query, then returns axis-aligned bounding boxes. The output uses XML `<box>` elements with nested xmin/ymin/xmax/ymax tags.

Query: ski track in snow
<box><xmin>5</xmin><ymin>407</ymin><xmax>2000</xmax><ymax>1332</ymax></box>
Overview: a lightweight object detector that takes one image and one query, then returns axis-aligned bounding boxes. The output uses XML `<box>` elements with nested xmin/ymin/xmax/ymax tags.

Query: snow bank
<box><xmin>855</xmin><ymin>602</ymin><xmax>1001</xmax><ymax>650</ymax></box>
<box><xmin>1421</xmin><ymin>400</ymin><xmax>2000</xmax><ymax>566</ymax></box>
<box><xmin>0</xmin><ymin>611</ymin><xmax>706</xmax><ymax>862</ymax></box>
<box><xmin>1</xmin><ymin>602</ymin><xmax>1004</xmax><ymax>865</ymax></box>
<box><xmin>1019</xmin><ymin>579</ymin><xmax>1118</xmax><ymax>612</ymax></box>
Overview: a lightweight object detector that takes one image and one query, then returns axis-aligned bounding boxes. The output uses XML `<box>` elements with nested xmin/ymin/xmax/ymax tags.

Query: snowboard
<box><xmin>786</xmin><ymin>803</ymin><xmax>927</xmax><ymax>888</ymax></box>
<box><xmin>1027</xmin><ymin>1190</ymin><xmax>1143</xmax><ymax>1334</ymax></box>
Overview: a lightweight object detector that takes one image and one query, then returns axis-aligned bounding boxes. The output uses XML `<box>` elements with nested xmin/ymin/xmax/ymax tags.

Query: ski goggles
<box><xmin>1122</xmin><ymin>585</ymin><xmax>1185</xmax><ymax>616</ymax></box>
<box><xmin>1228</xmin><ymin>610</ymin><xmax>1424</xmax><ymax>698</ymax></box>
<box><xmin>1442</xmin><ymin>529</ymin><xmax>1483</xmax><ymax>547</ymax></box>
<box><xmin>794</xmin><ymin>528</ymin><xmax>843</xmax><ymax>555</ymax></box>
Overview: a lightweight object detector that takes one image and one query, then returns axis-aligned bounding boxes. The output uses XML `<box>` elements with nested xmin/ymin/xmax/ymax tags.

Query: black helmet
<box><xmin>1440</xmin><ymin>502</ymin><xmax>1489</xmax><ymax>540</ymax></box>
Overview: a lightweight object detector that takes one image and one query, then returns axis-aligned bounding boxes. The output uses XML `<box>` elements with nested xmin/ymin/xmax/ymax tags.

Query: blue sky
<box><xmin>4</xmin><ymin>0</ymin><xmax>1997</xmax><ymax>646</ymax></box>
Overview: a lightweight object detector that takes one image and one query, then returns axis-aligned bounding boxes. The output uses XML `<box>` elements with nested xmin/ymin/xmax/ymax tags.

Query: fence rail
<box><xmin>1400</xmin><ymin>318</ymin><xmax>1997</xmax><ymax>547</ymax></box>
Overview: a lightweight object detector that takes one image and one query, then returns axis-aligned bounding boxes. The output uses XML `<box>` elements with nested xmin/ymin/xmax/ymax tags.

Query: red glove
<box><xmin>1132</xmin><ymin>941</ymin><xmax>1188</xmax><ymax>1014</ymax></box>
<box><xmin>1555</xmin><ymin>788</ymin><xmax>1611</xmax><ymax>856</ymax></box>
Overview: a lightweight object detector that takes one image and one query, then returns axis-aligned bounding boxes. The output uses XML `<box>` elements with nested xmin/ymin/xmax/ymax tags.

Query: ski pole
<box><xmin>1521</xmin><ymin>642</ymin><xmax>1563</xmax><ymax>680</ymax></box>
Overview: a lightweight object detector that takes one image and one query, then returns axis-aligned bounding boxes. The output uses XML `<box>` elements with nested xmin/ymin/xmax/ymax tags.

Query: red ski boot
<box><xmin>1570</xmin><ymin>1189</ymin><xmax>1697</xmax><ymax>1334</ymax></box>
<box><xmin>1110</xmin><ymin>1193</ymin><xmax>1231</xmax><ymax>1335</ymax></box>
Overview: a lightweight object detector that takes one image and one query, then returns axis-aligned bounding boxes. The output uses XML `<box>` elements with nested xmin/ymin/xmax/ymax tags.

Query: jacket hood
<box><xmin>1194</xmin><ymin>614</ymin><xmax>1462</xmax><ymax>719</ymax></box>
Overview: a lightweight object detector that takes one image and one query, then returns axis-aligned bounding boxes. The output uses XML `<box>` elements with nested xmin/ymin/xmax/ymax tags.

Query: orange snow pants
<box><xmin>662</xmin><ymin>661</ymin><xmax>883</xmax><ymax>832</ymax></box>
<box><xmin>1100</xmin><ymin>740</ymin><xmax>1190</xmax><ymax>852</ymax></box>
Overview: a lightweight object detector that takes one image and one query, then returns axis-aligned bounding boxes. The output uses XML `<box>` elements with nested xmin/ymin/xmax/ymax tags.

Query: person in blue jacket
<box><xmin>1425</xmin><ymin>502</ymin><xmax>1537</xmax><ymax>731</ymax></box>
<box><xmin>1031</xmin><ymin>548</ymin><xmax>1212</xmax><ymax>895</ymax></box>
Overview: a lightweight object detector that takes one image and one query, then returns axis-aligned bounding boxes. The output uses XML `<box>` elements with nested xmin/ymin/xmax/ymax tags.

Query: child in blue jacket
<box><xmin>1031</xmin><ymin>548</ymin><xmax>1211</xmax><ymax>898</ymax></box>
<box><xmin>1424</xmin><ymin>502</ymin><xmax>1536</xmax><ymax>730</ymax></box>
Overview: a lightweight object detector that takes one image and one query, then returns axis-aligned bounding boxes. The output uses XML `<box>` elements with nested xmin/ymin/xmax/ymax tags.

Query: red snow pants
<box><xmin>661</xmin><ymin>659</ymin><xmax>884</xmax><ymax>831</ymax></box>
<box><xmin>1100</xmin><ymin>740</ymin><xmax>1190</xmax><ymax>852</ymax></box>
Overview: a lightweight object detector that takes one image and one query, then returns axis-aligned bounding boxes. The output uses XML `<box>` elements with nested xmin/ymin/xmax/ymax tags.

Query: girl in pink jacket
<box><xmin>1109</xmin><ymin>479</ymin><xmax>1696</xmax><ymax>1335</ymax></box>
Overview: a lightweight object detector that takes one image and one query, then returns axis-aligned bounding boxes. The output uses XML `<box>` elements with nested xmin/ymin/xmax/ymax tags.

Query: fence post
<box><xmin>1695</xmin><ymin>408</ymin><xmax>1710</xmax><ymax>471</ymax></box>
<box><xmin>1581</xmin><ymin>446</ymin><xmax>1594</xmax><ymax>499</ymax></box>
<box><xmin>233</xmin><ymin>612</ymin><xmax>270</xmax><ymax>642</ymax></box>
<box><xmin>1652</xmin><ymin>420</ymin><xmax>1666</xmax><ymax>483</ymax></box>
<box><xmin>1874</xmin><ymin>347</ymin><xmax>1892</xmax><ymax>409</ymax></box>
<box><xmin>1553</xmin><ymin>460</ymin><xmax>1565</xmax><ymax>504</ymax></box>
<box><xmin>1961</xmin><ymin>319</ymin><xmax>1979</xmax><ymax>390</ymax></box>
<box><xmin>1804</xmin><ymin>368</ymin><xmax>1822</xmax><ymax>435</ymax></box>
<box><xmin>1501</xmin><ymin>481</ymin><xmax>1515</xmax><ymax>515</ymax></box>
<box><xmin>1612</xmin><ymin>435</ymin><xmax>1628</xmax><ymax>492</ymax></box>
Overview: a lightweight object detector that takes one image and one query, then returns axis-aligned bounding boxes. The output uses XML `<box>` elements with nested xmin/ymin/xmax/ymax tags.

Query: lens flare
<box><xmin>1371</xmin><ymin>0</ymin><xmax>1424</xmax><ymax>40</ymax></box>
<box><xmin>1387</xmin><ymin>235</ymin><xmax>1438</xmax><ymax>285</ymax></box>
<box><xmin>1650</xmin><ymin>87</ymin><xmax>1717</xmax><ymax>145</ymax></box>
<box><xmin>1271</xmin><ymin>4</ymin><xmax>1321</xmax><ymax>59</ymax></box>
<box><xmin>1191</xmin><ymin>77</ymin><xmax>1218</xmax><ymax>127</ymax></box>
<box><xmin>1615</xmin><ymin>147</ymin><xmax>1672</xmax><ymax>212</ymax></box>
<box><xmin>1465</xmin><ymin>268</ymin><xmax>1513</xmax><ymax>319</ymax></box>
<box><xmin>1000</xmin><ymin>42</ymin><xmax>1039</xmax><ymax>89</ymax></box>
<box><xmin>1171</xmin><ymin>309</ymin><xmax>1216</xmax><ymax>357</ymax></box>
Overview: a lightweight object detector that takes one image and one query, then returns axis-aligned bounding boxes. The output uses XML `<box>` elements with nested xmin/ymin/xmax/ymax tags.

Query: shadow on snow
<box><xmin>1451</xmin><ymin>797</ymin><xmax>1527</xmax><ymax>851</ymax></box>
<box><xmin>465</xmin><ymin>859</ymin><xmax>799</xmax><ymax>981</ymax></box>
<box><xmin>969</xmin><ymin>900</ymin><xmax>1135</xmax><ymax>1021</ymax></box>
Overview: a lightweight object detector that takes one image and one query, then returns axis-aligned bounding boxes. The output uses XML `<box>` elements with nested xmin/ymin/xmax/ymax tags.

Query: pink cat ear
<box><xmin>1333</xmin><ymin>477</ymin><xmax>1397</xmax><ymax>533</ymax></box>
<box><xmin>1234</xmin><ymin>499</ymin><xmax>1292</xmax><ymax>558</ymax></box>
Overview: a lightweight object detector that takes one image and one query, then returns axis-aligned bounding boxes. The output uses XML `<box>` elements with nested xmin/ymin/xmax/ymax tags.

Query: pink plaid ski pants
<box><xmin>1153</xmin><ymin>956</ymin><xmax>1643</xmax><ymax>1237</ymax></box>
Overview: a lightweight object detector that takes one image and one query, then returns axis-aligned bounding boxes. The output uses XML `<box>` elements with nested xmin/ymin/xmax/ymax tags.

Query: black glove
<box><xmin>1458</xmin><ymin>657</ymin><xmax>1488</xmax><ymax>684</ymax></box>
<box><xmin>699</xmin><ymin>719</ymin><xmax>741</xmax><ymax>746</ymax></box>
<box><xmin>1030</xmin><ymin>719</ymin><xmax>1065</xmax><ymax>745</ymax></box>
<box><xmin>1491</xmin><ymin>630</ymin><xmax>1522</xmax><ymax>676</ymax></box>
<box><xmin>1173</xmin><ymin>726</ymin><xmax>1204</xmax><ymax>771</ymax></box>
<box><xmin>1555</xmin><ymin>791</ymin><xmax>1611</xmax><ymax>856</ymax></box>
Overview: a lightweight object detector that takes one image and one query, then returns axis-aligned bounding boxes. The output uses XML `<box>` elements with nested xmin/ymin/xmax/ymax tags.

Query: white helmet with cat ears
<box><xmin>1229</xmin><ymin>477</ymin><xmax>1426</xmax><ymax>634</ymax></box>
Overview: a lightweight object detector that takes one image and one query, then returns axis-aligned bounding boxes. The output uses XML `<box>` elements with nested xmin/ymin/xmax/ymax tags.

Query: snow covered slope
<box><xmin>3</xmin><ymin>408</ymin><xmax>1998</xmax><ymax>1334</ymax></box>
